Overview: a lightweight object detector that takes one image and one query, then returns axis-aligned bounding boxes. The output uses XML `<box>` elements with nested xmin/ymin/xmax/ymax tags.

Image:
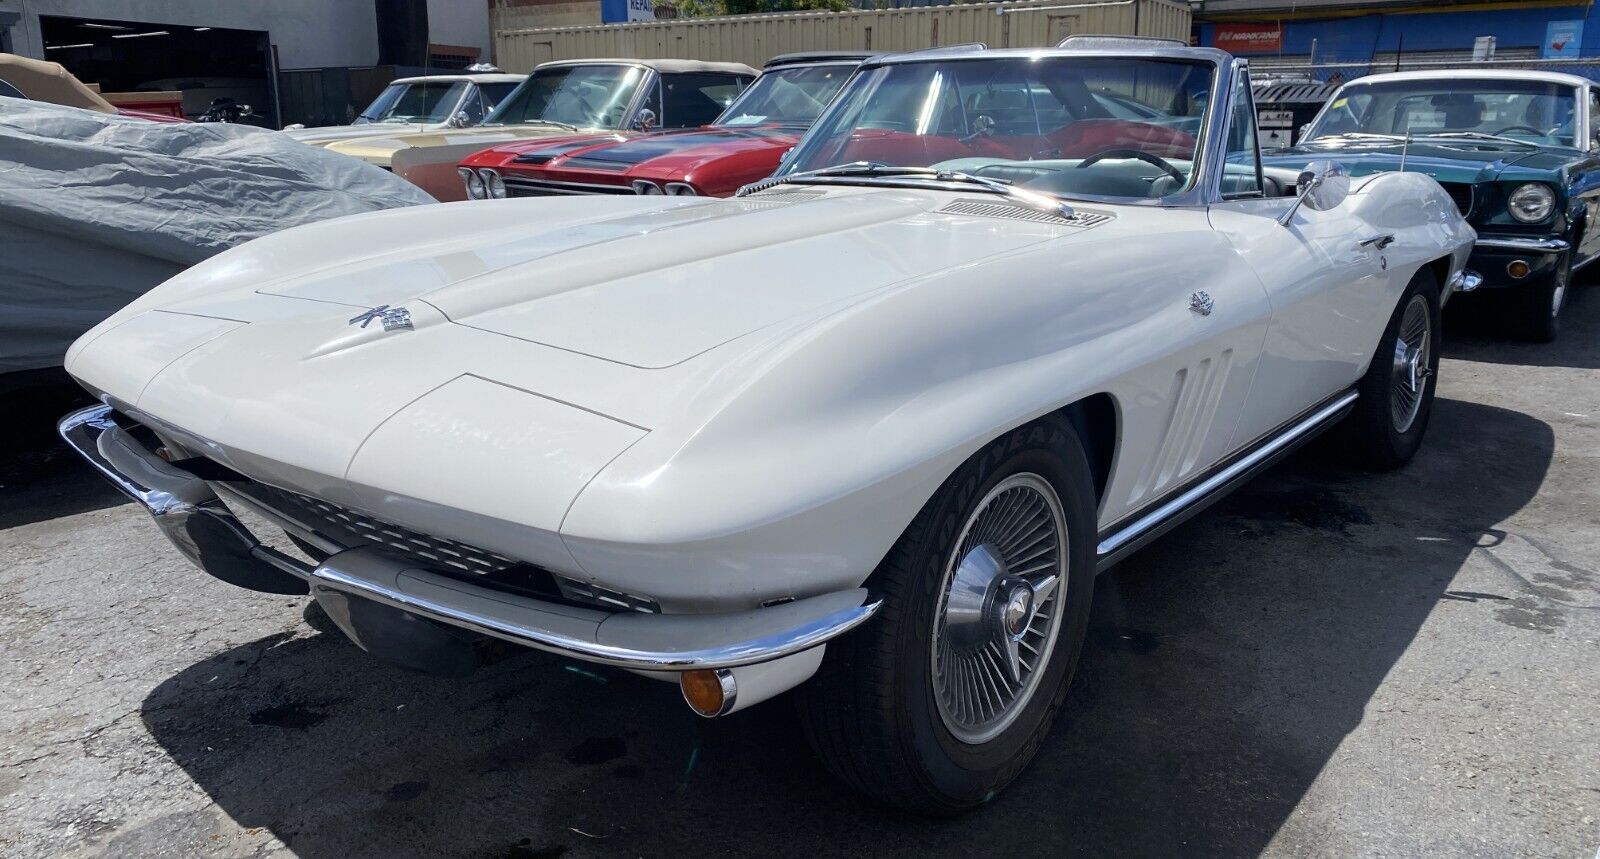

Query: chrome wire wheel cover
<box><xmin>930</xmin><ymin>473</ymin><xmax>1068</xmax><ymax>745</ymax></box>
<box><xmin>1389</xmin><ymin>294</ymin><xmax>1432</xmax><ymax>434</ymax></box>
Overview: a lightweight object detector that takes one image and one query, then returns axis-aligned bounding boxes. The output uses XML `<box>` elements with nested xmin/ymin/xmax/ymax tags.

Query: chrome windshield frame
<box><xmin>772</xmin><ymin>45</ymin><xmax>1246</xmax><ymax>209</ymax></box>
<box><xmin>712</xmin><ymin>60</ymin><xmax>863</xmax><ymax>129</ymax></box>
<box><xmin>1301</xmin><ymin>74</ymin><xmax>1588</xmax><ymax>151</ymax></box>
<box><xmin>482</xmin><ymin>61</ymin><xmax>654</xmax><ymax>130</ymax></box>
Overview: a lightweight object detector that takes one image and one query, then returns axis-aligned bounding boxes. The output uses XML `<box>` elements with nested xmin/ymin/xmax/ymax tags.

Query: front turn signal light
<box><xmin>680</xmin><ymin>668</ymin><xmax>737</xmax><ymax>717</ymax></box>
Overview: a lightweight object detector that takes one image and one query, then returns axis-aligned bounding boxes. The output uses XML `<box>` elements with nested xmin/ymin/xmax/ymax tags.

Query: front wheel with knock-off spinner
<box><xmin>1339</xmin><ymin>266</ymin><xmax>1441</xmax><ymax>470</ymax></box>
<box><xmin>798</xmin><ymin>418</ymin><xmax>1097</xmax><ymax>814</ymax></box>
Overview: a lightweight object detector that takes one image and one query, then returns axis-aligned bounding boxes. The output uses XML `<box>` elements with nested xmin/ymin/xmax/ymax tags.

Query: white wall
<box><xmin>0</xmin><ymin>0</ymin><xmax>491</xmax><ymax>69</ymax></box>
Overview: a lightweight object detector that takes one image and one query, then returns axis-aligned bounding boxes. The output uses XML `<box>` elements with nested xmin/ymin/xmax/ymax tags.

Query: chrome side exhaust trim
<box><xmin>1094</xmin><ymin>389</ymin><xmax>1359</xmax><ymax>571</ymax></box>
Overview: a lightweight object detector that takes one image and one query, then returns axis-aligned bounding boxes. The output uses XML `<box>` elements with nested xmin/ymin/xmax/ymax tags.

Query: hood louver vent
<box><xmin>939</xmin><ymin>198</ymin><xmax>1112</xmax><ymax>228</ymax></box>
<box><xmin>736</xmin><ymin>189</ymin><xmax>827</xmax><ymax>208</ymax></box>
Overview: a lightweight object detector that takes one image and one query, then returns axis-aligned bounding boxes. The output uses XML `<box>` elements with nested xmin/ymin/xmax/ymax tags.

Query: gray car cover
<box><xmin>0</xmin><ymin>99</ymin><xmax>436</xmax><ymax>373</ymax></box>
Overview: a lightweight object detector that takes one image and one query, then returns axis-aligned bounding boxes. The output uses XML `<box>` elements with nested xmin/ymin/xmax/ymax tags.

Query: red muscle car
<box><xmin>457</xmin><ymin>52</ymin><xmax>870</xmax><ymax>199</ymax></box>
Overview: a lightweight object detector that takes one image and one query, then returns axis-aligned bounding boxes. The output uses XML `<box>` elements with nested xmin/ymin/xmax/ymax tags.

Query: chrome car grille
<box><xmin>224</xmin><ymin>481</ymin><xmax>660</xmax><ymax>613</ymax></box>
<box><xmin>1439</xmin><ymin>182</ymin><xmax>1474</xmax><ymax>217</ymax></box>
<box><xmin>558</xmin><ymin>580</ymin><xmax>661</xmax><ymax>613</ymax></box>
<box><xmin>235</xmin><ymin>482</ymin><xmax>520</xmax><ymax>575</ymax></box>
<box><xmin>503</xmin><ymin>176</ymin><xmax>634</xmax><ymax>197</ymax></box>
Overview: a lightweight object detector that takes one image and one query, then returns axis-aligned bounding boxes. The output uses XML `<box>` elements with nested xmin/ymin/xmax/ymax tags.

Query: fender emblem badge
<box><xmin>349</xmin><ymin>305</ymin><xmax>413</xmax><ymax>332</ymax></box>
<box><xmin>1189</xmin><ymin>291</ymin><xmax>1214</xmax><ymax>316</ymax></box>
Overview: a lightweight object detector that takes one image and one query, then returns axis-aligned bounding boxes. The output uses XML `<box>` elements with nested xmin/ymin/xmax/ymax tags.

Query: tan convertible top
<box><xmin>537</xmin><ymin>57</ymin><xmax>759</xmax><ymax>77</ymax></box>
<box><xmin>0</xmin><ymin>54</ymin><xmax>115</xmax><ymax>113</ymax></box>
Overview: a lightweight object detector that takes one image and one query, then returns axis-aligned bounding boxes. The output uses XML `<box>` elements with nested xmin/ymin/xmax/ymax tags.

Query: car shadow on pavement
<box><xmin>136</xmin><ymin>397</ymin><xmax>1552</xmax><ymax>858</ymax></box>
<box><xmin>0</xmin><ymin>371</ymin><xmax>125</xmax><ymax>530</ymax></box>
<box><xmin>1442</xmin><ymin>280</ymin><xmax>1598</xmax><ymax>370</ymax></box>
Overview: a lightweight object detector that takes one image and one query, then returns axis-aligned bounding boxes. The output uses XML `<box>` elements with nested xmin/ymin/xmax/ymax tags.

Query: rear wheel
<box><xmin>1511</xmin><ymin>250</ymin><xmax>1569</xmax><ymax>343</ymax></box>
<box><xmin>798</xmin><ymin>418</ymin><xmax>1097</xmax><ymax>814</ymax></box>
<box><xmin>1340</xmin><ymin>267</ymin><xmax>1441</xmax><ymax>471</ymax></box>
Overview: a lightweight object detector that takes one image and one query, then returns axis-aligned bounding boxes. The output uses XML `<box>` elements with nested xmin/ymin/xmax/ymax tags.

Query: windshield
<box><xmin>1309</xmin><ymin>79</ymin><xmax>1579</xmax><ymax>148</ymax></box>
<box><xmin>485</xmin><ymin>64</ymin><xmax>645</xmax><ymax>129</ymax></box>
<box><xmin>355</xmin><ymin>81</ymin><xmax>469</xmax><ymax>125</ymax></box>
<box><xmin>783</xmin><ymin>57</ymin><xmax>1214</xmax><ymax>201</ymax></box>
<box><xmin>717</xmin><ymin>63</ymin><xmax>856</xmax><ymax>128</ymax></box>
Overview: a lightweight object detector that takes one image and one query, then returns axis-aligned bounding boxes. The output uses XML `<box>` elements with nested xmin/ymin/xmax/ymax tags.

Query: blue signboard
<box><xmin>1544</xmin><ymin>20</ymin><xmax>1583</xmax><ymax>59</ymax></box>
<box><xmin>601</xmin><ymin>0</ymin><xmax>655</xmax><ymax>23</ymax></box>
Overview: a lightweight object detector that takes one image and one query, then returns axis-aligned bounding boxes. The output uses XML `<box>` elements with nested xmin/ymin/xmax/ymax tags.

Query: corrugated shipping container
<box><xmin>496</xmin><ymin>0</ymin><xmax>1191</xmax><ymax>71</ymax></box>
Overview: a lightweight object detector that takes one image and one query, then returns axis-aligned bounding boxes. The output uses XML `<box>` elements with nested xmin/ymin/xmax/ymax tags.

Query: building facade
<box><xmin>0</xmin><ymin>0</ymin><xmax>494</xmax><ymax>126</ymax></box>
<box><xmin>1193</xmin><ymin>0</ymin><xmax>1600</xmax><ymax>72</ymax></box>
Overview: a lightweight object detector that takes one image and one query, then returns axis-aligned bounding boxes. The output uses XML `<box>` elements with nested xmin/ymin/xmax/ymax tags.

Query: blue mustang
<box><xmin>1264</xmin><ymin>69</ymin><xmax>1600</xmax><ymax>342</ymax></box>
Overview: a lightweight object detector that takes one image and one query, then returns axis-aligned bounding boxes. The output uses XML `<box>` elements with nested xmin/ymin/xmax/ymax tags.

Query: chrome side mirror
<box><xmin>632</xmin><ymin>108</ymin><xmax>657</xmax><ymax>131</ymax></box>
<box><xmin>449</xmin><ymin>110</ymin><xmax>471</xmax><ymax>128</ymax></box>
<box><xmin>1278</xmin><ymin>159</ymin><xmax>1350</xmax><ymax>226</ymax></box>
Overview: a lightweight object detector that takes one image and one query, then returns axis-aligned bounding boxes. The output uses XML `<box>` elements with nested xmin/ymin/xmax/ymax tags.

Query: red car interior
<box><xmin>835</xmin><ymin>119</ymin><xmax>1197</xmax><ymax>166</ymax></box>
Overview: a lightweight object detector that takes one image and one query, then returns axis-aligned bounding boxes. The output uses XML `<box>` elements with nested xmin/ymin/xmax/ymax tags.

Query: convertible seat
<box><xmin>1046</xmin><ymin>119</ymin><xmax>1196</xmax><ymax>159</ymax></box>
<box><xmin>835</xmin><ymin>121</ymin><xmax>1196</xmax><ymax>168</ymax></box>
<box><xmin>839</xmin><ymin>129</ymin><xmax>1049</xmax><ymax>165</ymax></box>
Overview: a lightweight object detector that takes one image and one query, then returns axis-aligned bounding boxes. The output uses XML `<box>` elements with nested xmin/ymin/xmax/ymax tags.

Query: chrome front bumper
<box><xmin>1474</xmin><ymin>236</ymin><xmax>1570</xmax><ymax>254</ymax></box>
<box><xmin>59</xmin><ymin>404</ymin><xmax>880</xmax><ymax>673</ymax></box>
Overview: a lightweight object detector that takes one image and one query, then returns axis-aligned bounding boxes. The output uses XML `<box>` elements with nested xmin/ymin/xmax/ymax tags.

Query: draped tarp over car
<box><xmin>0</xmin><ymin>100</ymin><xmax>436</xmax><ymax>373</ymax></box>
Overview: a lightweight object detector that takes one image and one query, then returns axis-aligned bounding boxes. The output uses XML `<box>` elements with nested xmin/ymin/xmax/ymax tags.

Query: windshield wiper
<box><xmin>1418</xmin><ymin>131</ymin><xmax>1539</xmax><ymax>148</ymax></box>
<box><xmin>737</xmin><ymin>162</ymin><xmax>1074</xmax><ymax>219</ymax></box>
<box><xmin>1312</xmin><ymin>132</ymin><xmax>1407</xmax><ymax>142</ymax></box>
<box><xmin>482</xmin><ymin>118</ymin><xmax>580</xmax><ymax>131</ymax></box>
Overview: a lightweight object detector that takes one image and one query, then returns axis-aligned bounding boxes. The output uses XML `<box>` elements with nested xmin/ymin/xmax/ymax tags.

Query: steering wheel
<box><xmin>1077</xmin><ymin>148</ymin><xmax>1186</xmax><ymax>183</ymax></box>
<box><xmin>1491</xmin><ymin>125</ymin><xmax>1544</xmax><ymax>137</ymax></box>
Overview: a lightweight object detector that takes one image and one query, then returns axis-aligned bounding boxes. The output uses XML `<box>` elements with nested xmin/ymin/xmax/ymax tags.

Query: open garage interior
<box><xmin>39</xmin><ymin>15</ymin><xmax>272</xmax><ymax>125</ymax></box>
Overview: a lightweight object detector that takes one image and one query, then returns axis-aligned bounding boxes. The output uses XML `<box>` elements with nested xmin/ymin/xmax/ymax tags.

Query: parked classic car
<box><xmin>60</xmin><ymin>37</ymin><xmax>1474</xmax><ymax>813</ymax></box>
<box><xmin>1</xmin><ymin>99</ymin><xmax>431</xmax><ymax>376</ymax></box>
<box><xmin>1264</xmin><ymin>69</ymin><xmax>1599</xmax><ymax>342</ymax></box>
<box><xmin>283</xmin><ymin>70</ymin><xmax>526</xmax><ymax>147</ymax></box>
<box><xmin>331</xmin><ymin>58</ymin><xmax>758</xmax><ymax>200</ymax></box>
<box><xmin>457</xmin><ymin>52</ymin><xmax>868</xmax><ymax>199</ymax></box>
<box><xmin>0</xmin><ymin>53</ymin><xmax>186</xmax><ymax>122</ymax></box>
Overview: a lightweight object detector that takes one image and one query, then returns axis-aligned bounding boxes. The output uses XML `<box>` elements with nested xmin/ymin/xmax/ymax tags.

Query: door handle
<box><xmin>1357</xmin><ymin>234</ymin><xmax>1395</xmax><ymax>250</ymax></box>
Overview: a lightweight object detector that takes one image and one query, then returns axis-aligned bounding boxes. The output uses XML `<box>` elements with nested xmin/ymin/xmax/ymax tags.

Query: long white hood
<box><xmin>65</xmin><ymin>189</ymin><xmax>1080</xmax><ymax>544</ymax></box>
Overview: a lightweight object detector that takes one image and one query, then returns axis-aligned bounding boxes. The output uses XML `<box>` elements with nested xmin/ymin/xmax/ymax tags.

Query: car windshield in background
<box><xmin>718</xmin><ymin>64</ymin><xmax>857</xmax><ymax>128</ymax></box>
<box><xmin>485</xmin><ymin>65</ymin><xmax>645</xmax><ymax>129</ymax></box>
<box><xmin>783</xmin><ymin>57</ymin><xmax>1213</xmax><ymax>201</ymax></box>
<box><xmin>355</xmin><ymin>81</ymin><xmax>470</xmax><ymax>125</ymax></box>
<box><xmin>1309</xmin><ymin>79</ymin><xmax>1579</xmax><ymax>148</ymax></box>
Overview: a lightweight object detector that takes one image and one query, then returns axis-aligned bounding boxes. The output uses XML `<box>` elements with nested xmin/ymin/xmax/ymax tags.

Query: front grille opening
<box><xmin>502</xmin><ymin>176</ymin><xmax>634</xmax><ymax>197</ymax></box>
<box><xmin>220</xmin><ymin>479</ymin><xmax>659</xmax><ymax>613</ymax></box>
<box><xmin>1439</xmin><ymin>182</ymin><xmax>1474</xmax><ymax>217</ymax></box>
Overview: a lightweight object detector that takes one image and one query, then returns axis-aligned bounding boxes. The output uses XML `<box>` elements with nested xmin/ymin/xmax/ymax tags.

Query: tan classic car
<box><xmin>330</xmin><ymin>58</ymin><xmax>756</xmax><ymax>201</ymax></box>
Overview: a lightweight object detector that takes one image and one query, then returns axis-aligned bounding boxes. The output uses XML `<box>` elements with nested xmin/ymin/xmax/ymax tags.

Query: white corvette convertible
<box><xmin>60</xmin><ymin>38</ymin><xmax>1475</xmax><ymax>812</ymax></box>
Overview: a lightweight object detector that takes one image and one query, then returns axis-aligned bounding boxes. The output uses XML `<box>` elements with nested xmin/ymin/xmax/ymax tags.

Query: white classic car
<box><xmin>282</xmin><ymin>70</ymin><xmax>527</xmax><ymax>147</ymax></box>
<box><xmin>60</xmin><ymin>38</ymin><xmax>1474</xmax><ymax>813</ymax></box>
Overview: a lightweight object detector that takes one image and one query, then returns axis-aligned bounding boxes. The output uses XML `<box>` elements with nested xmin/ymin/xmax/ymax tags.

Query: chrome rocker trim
<box><xmin>1475</xmin><ymin>236</ymin><xmax>1570</xmax><ymax>254</ymax></box>
<box><xmin>58</xmin><ymin>404</ymin><xmax>881</xmax><ymax>671</ymax></box>
<box><xmin>1094</xmin><ymin>389</ymin><xmax>1359</xmax><ymax>571</ymax></box>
